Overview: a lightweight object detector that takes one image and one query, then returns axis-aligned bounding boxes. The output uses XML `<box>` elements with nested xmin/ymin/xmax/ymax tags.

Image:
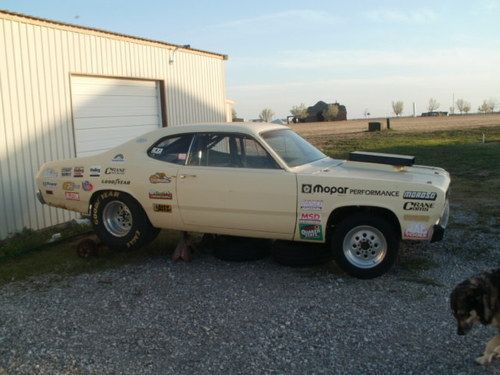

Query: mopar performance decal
<box><xmin>89</xmin><ymin>166</ymin><xmax>101</xmax><ymax>177</ymax></box>
<box><xmin>349</xmin><ymin>189</ymin><xmax>399</xmax><ymax>197</ymax></box>
<box><xmin>149</xmin><ymin>173</ymin><xmax>172</xmax><ymax>184</ymax></box>
<box><xmin>403</xmin><ymin>202</ymin><xmax>434</xmax><ymax>212</ymax></box>
<box><xmin>403</xmin><ymin>191</ymin><xmax>437</xmax><ymax>201</ymax></box>
<box><xmin>300</xmin><ymin>200</ymin><xmax>323</xmax><ymax>211</ymax></box>
<box><xmin>299</xmin><ymin>223</ymin><xmax>323</xmax><ymax>241</ymax></box>
<box><xmin>149</xmin><ymin>191</ymin><xmax>173</xmax><ymax>200</ymax></box>
<box><xmin>302</xmin><ymin>184</ymin><xmax>348</xmax><ymax>195</ymax></box>
<box><xmin>105</xmin><ymin>167</ymin><xmax>125</xmax><ymax>175</ymax></box>
<box><xmin>153</xmin><ymin>204</ymin><xmax>172</xmax><ymax>213</ymax></box>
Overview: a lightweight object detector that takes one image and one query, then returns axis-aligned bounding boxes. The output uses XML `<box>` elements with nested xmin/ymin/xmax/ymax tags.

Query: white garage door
<box><xmin>71</xmin><ymin>76</ymin><xmax>162</xmax><ymax>157</ymax></box>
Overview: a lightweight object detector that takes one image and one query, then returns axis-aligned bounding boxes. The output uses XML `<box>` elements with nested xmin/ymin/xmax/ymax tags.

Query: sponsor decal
<box><xmin>299</xmin><ymin>223</ymin><xmax>323</xmax><ymax>241</ymax></box>
<box><xmin>73</xmin><ymin>167</ymin><xmax>84</xmax><ymax>177</ymax></box>
<box><xmin>89</xmin><ymin>166</ymin><xmax>101</xmax><ymax>177</ymax></box>
<box><xmin>105</xmin><ymin>167</ymin><xmax>126</xmax><ymax>175</ymax></box>
<box><xmin>62</xmin><ymin>181</ymin><xmax>80</xmax><ymax>191</ymax></box>
<box><xmin>149</xmin><ymin>190</ymin><xmax>173</xmax><ymax>200</ymax></box>
<box><xmin>149</xmin><ymin>173</ymin><xmax>171</xmax><ymax>184</ymax></box>
<box><xmin>403</xmin><ymin>202</ymin><xmax>434</xmax><ymax>212</ymax></box>
<box><xmin>111</xmin><ymin>154</ymin><xmax>125</xmax><ymax>162</ymax></box>
<box><xmin>404</xmin><ymin>222</ymin><xmax>429</xmax><ymax>239</ymax></box>
<box><xmin>153</xmin><ymin>204</ymin><xmax>172</xmax><ymax>213</ymax></box>
<box><xmin>403</xmin><ymin>191</ymin><xmax>437</xmax><ymax>201</ymax></box>
<box><xmin>43</xmin><ymin>168</ymin><xmax>58</xmax><ymax>178</ymax></box>
<box><xmin>61</xmin><ymin>167</ymin><xmax>72</xmax><ymax>177</ymax></box>
<box><xmin>46</xmin><ymin>190</ymin><xmax>54</xmax><ymax>195</ymax></box>
<box><xmin>127</xmin><ymin>230</ymin><xmax>141</xmax><ymax>248</ymax></box>
<box><xmin>151</xmin><ymin>147</ymin><xmax>163</xmax><ymax>155</ymax></box>
<box><xmin>299</xmin><ymin>212</ymin><xmax>322</xmax><ymax>222</ymax></box>
<box><xmin>65</xmin><ymin>191</ymin><xmax>80</xmax><ymax>201</ymax></box>
<box><xmin>82</xmin><ymin>180</ymin><xmax>93</xmax><ymax>192</ymax></box>
<box><xmin>42</xmin><ymin>181</ymin><xmax>57</xmax><ymax>188</ymax></box>
<box><xmin>101</xmin><ymin>178</ymin><xmax>131</xmax><ymax>185</ymax></box>
<box><xmin>300</xmin><ymin>200</ymin><xmax>323</xmax><ymax>211</ymax></box>
<box><xmin>302</xmin><ymin>184</ymin><xmax>349</xmax><ymax>195</ymax></box>
<box><xmin>403</xmin><ymin>215</ymin><xmax>430</xmax><ymax>222</ymax></box>
<box><xmin>136</xmin><ymin>137</ymin><xmax>148</xmax><ymax>144</ymax></box>
<box><xmin>178</xmin><ymin>153</ymin><xmax>187</xmax><ymax>160</ymax></box>
<box><xmin>348</xmin><ymin>189</ymin><xmax>399</xmax><ymax>197</ymax></box>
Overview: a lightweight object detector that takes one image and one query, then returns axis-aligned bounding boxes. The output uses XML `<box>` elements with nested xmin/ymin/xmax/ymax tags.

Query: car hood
<box><xmin>294</xmin><ymin>157</ymin><xmax>450</xmax><ymax>191</ymax></box>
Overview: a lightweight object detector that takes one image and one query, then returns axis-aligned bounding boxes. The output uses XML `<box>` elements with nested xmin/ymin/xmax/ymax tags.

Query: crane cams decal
<box><xmin>403</xmin><ymin>202</ymin><xmax>434</xmax><ymax>212</ymax></box>
<box><xmin>403</xmin><ymin>191</ymin><xmax>437</xmax><ymax>201</ymax></box>
<box><xmin>301</xmin><ymin>184</ymin><xmax>348</xmax><ymax>195</ymax></box>
<box><xmin>299</xmin><ymin>223</ymin><xmax>323</xmax><ymax>241</ymax></box>
<box><xmin>105</xmin><ymin>167</ymin><xmax>126</xmax><ymax>175</ymax></box>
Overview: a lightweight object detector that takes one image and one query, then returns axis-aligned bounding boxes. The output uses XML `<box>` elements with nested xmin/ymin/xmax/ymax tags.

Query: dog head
<box><xmin>450</xmin><ymin>277</ymin><xmax>492</xmax><ymax>335</ymax></box>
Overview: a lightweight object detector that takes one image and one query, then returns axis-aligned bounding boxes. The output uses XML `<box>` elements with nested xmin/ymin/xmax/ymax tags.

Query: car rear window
<box><xmin>148</xmin><ymin>134</ymin><xmax>193</xmax><ymax>164</ymax></box>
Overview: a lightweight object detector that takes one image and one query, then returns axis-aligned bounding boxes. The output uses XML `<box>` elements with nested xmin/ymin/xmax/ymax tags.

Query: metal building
<box><xmin>0</xmin><ymin>10</ymin><xmax>228</xmax><ymax>239</ymax></box>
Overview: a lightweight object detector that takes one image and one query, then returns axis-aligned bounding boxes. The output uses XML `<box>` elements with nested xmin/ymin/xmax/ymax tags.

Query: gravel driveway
<box><xmin>0</xmin><ymin>209</ymin><xmax>499</xmax><ymax>374</ymax></box>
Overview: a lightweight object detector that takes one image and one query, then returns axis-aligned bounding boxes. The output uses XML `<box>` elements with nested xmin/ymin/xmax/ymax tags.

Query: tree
<box><xmin>456</xmin><ymin>99</ymin><xmax>466</xmax><ymax>114</ymax></box>
<box><xmin>462</xmin><ymin>101</ymin><xmax>471</xmax><ymax>114</ymax></box>
<box><xmin>391</xmin><ymin>101</ymin><xmax>404</xmax><ymax>116</ymax></box>
<box><xmin>363</xmin><ymin>108</ymin><xmax>370</xmax><ymax>118</ymax></box>
<box><xmin>231</xmin><ymin>108</ymin><xmax>237</xmax><ymax>121</ymax></box>
<box><xmin>322</xmin><ymin>103</ymin><xmax>339</xmax><ymax>121</ymax></box>
<box><xmin>259</xmin><ymin>108</ymin><xmax>274</xmax><ymax>122</ymax></box>
<box><xmin>478</xmin><ymin>99</ymin><xmax>496</xmax><ymax>114</ymax></box>
<box><xmin>290</xmin><ymin>103</ymin><xmax>308</xmax><ymax>120</ymax></box>
<box><xmin>428</xmin><ymin>98</ymin><xmax>440</xmax><ymax>112</ymax></box>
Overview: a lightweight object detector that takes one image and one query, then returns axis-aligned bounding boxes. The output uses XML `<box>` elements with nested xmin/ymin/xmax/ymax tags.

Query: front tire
<box><xmin>331</xmin><ymin>214</ymin><xmax>399</xmax><ymax>279</ymax></box>
<box><xmin>91</xmin><ymin>191</ymin><xmax>159</xmax><ymax>251</ymax></box>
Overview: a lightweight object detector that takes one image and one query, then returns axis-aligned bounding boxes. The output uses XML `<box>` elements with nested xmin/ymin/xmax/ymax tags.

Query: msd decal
<box><xmin>404</xmin><ymin>222</ymin><xmax>429</xmax><ymax>239</ymax></box>
<box><xmin>65</xmin><ymin>191</ymin><xmax>80</xmax><ymax>201</ymax></box>
<box><xmin>299</xmin><ymin>212</ymin><xmax>321</xmax><ymax>222</ymax></box>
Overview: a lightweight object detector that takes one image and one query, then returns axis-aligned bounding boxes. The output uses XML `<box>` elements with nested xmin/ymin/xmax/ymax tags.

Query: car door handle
<box><xmin>179</xmin><ymin>174</ymin><xmax>197</xmax><ymax>179</ymax></box>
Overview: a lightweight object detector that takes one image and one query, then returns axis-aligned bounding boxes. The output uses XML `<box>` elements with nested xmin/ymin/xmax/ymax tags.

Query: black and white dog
<box><xmin>450</xmin><ymin>268</ymin><xmax>500</xmax><ymax>364</ymax></box>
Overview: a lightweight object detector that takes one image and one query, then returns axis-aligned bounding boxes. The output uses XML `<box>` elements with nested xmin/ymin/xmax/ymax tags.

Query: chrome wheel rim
<box><xmin>343</xmin><ymin>226</ymin><xmax>387</xmax><ymax>269</ymax></box>
<box><xmin>102</xmin><ymin>201</ymin><xmax>132</xmax><ymax>237</ymax></box>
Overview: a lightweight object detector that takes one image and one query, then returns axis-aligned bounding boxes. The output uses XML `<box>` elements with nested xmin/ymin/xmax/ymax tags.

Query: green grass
<box><xmin>0</xmin><ymin>125</ymin><xmax>499</xmax><ymax>286</ymax></box>
<box><xmin>0</xmin><ymin>231</ymin><xmax>180</xmax><ymax>286</ymax></box>
<box><xmin>321</xmin><ymin>126</ymin><xmax>500</xmax><ymax>228</ymax></box>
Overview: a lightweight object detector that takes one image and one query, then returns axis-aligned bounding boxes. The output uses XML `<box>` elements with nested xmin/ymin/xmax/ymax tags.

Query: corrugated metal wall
<box><xmin>0</xmin><ymin>14</ymin><xmax>227</xmax><ymax>239</ymax></box>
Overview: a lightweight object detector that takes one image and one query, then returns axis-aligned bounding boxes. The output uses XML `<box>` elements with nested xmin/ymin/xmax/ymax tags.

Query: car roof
<box><xmin>148</xmin><ymin>122</ymin><xmax>289</xmax><ymax>139</ymax></box>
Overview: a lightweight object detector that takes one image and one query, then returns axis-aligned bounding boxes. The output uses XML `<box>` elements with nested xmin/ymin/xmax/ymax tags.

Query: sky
<box><xmin>2</xmin><ymin>0</ymin><xmax>500</xmax><ymax>119</ymax></box>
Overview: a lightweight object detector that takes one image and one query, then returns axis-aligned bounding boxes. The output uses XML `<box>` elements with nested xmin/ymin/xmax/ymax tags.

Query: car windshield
<box><xmin>261</xmin><ymin>129</ymin><xmax>327</xmax><ymax>167</ymax></box>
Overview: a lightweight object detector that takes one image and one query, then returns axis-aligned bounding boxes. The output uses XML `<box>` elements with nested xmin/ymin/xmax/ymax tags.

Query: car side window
<box><xmin>148</xmin><ymin>134</ymin><xmax>193</xmax><ymax>165</ymax></box>
<box><xmin>187</xmin><ymin>133</ymin><xmax>279</xmax><ymax>169</ymax></box>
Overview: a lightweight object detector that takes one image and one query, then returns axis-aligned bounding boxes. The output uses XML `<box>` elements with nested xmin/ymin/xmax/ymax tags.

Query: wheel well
<box><xmin>326</xmin><ymin>206</ymin><xmax>401</xmax><ymax>240</ymax></box>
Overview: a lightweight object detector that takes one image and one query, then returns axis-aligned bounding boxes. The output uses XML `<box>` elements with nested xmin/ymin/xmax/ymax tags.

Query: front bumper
<box><xmin>36</xmin><ymin>190</ymin><xmax>46</xmax><ymax>205</ymax></box>
<box><xmin>431</xmin><ymin>198</ymin><xmax>449</xmax><ymax>243</ymax></box>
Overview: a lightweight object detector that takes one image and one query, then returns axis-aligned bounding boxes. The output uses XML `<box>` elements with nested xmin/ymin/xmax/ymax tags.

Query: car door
<box><xmin>176</xmin><ymin>132</ymin><xmax>297</xmax><ymax>237</ymax></box>
<box><xmin>140</xmin><ymin>133</ymin><xmax>194</xmax><ymax>230</ymax></box>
